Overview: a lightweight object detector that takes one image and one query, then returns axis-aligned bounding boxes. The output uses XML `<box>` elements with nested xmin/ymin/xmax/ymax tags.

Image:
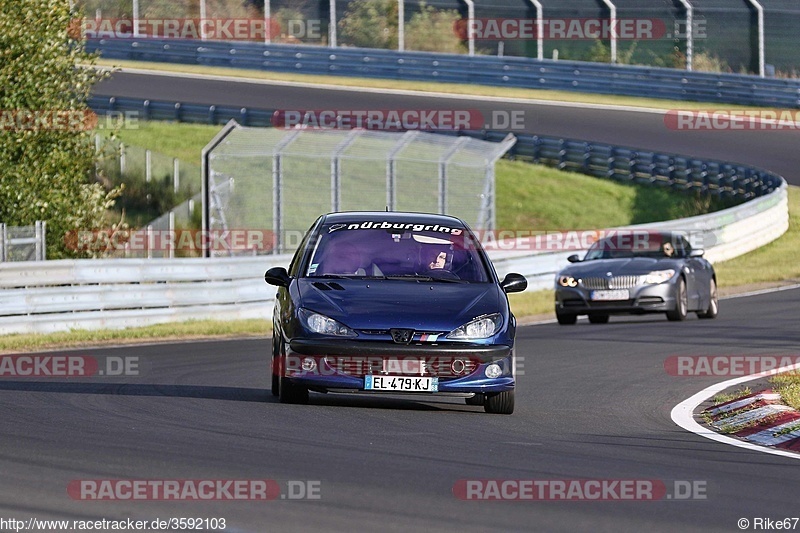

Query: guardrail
<box><xmin>88</xmin><ymin>38</ymin><xmax>800</xmax><ymax>108</ymax></box>
<box><xmin>0</xmin><ymin>256</ymin><xmax>286</xmax><ymax>334</ymax></box>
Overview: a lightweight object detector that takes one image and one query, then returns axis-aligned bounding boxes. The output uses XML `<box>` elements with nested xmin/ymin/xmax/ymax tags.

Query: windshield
<box><xmin>583</xmin><ymin>233</ymin><xmax>689</xmax><ymax>260</ymax></box>
<box><xmin>304</xmin><ymin>222</ymin><xmax>490</xmax><ymax>282</ymax></box>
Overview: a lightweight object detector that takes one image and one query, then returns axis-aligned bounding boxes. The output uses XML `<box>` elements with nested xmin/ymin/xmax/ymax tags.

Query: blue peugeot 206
<box><xmin>264</xmin><ymin>211</ymin><xmax>527</xmax><ymax>414</ymax></box>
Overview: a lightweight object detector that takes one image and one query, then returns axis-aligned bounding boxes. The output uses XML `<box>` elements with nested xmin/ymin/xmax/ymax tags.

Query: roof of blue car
<box><xmin>321</xmin><ymin>211</ymin><xmax>467</xmax><ymax>227</ymax></box>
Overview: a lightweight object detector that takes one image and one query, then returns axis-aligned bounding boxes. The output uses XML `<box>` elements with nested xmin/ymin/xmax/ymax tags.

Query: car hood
<box><xmin>297</xmin><ymin>278</ymin><xmax>503</xmax><ymax>331</ymax></box>
<box><xmin>560</xmin><ymin>257</ymin><xmax>684</xmax><ymax>276</ymax></box>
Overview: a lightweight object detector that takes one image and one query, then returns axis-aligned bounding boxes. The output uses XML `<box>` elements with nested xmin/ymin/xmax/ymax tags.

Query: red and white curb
<box><xmin>671</xmin><ymin>361</ymin><xmax>800</xmax><ymax>460</ymax></box>
<box><xmin>703</xmin><ymin>390</ymin><xmax>800</xmax><ymax>451</ymax></box>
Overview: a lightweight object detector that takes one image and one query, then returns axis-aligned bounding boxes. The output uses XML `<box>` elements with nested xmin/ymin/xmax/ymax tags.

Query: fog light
<box><xmin>301</xmin><ymin>357</ymin><xmax>317</xmax><ymax>372</ymax></box>
<box><xmin>485</xmin><ymin>363</ymin><xmax>502</xmax><ymax>379</ymax></box>
<box><xmin>451</xmin><ymin>359</ymin><xmax>467</xmax><ymax>375</ymax></box>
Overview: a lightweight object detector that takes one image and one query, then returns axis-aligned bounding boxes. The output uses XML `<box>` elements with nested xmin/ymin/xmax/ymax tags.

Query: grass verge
<box><xmin>96</xmin><ymin>58</ymin><xmax>771</xmax><ymax>112</ymax></box>
<box><xmin>770</xmin><ymin>374</ymin><xmax>800</xmax><ymax>411</ymax></box>
<box><xmin>100</xmin><ymin>121</ymin><xmax>221</xmax><ymax>162</ymax></box>
<box><xmin>0</xmin><ymin>320</ymin><xmax>270</xmax><ymax>354</ymax></box>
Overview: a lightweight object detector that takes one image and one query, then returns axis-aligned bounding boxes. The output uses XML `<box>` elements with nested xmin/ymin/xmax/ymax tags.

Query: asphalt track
<box><xmin>0</xmin><ymin>71</ymin><xmax>796</xmax><ymax>531</ymax></box>
<box><xmin>1</xmin><ymin>288</ymin><xmax>799</xmax><ymax>532</ymax></box>
<box><xmin>96</xmin><ymin>70</ymin><xmax>800</xmax><ymax>185</ymax></box>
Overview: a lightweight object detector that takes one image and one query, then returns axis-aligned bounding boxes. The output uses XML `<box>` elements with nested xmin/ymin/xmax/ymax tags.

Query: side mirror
<box><xmin>689</xmin><ymin>249</ymin><xmax>705</xmax><ymax>258</ymax></box>
<box><xmin>567</xmin><ymin>254</ymin><xmax>582</xmax><ymax>263</ymax></box>
<box><xmin>265</xmin><ymin>267</ymin><xmax>291</xmax><ymax>287</ymax></box>
<box><xmin>500</xmin><ymin>273</ymin><xmax>527</xmax><ymax>294</ymax></box>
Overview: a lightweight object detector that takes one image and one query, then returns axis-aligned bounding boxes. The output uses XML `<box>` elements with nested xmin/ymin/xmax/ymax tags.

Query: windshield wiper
<box><xmin>384</xmin><ymin>274</ymin><xmax>433</xmax><ymax>281</ymax></box>
<box><xmin>384</xmin><ymin>274</ymin><xmax>467</xmax><ymax>283</ymax></box>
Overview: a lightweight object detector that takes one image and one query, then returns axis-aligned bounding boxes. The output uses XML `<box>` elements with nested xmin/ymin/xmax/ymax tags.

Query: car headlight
<box><xmin>643</xmin><ymin>269</ymin><xmax>676</xmax><ymax>284</ymax></box>
<box><xmin>557</xmin><ymin>275</ymin><xmax>578</xmax><ymax>287</ymax></box>
<box><xmin>446</xmin><ymin>314</ymin><xmax>502</xmax><ymax>340</ymax></box>
<box><xmin>299</xmin><ymin>309</ymin><xmax>357</xmax><ymax>337</ymax></box>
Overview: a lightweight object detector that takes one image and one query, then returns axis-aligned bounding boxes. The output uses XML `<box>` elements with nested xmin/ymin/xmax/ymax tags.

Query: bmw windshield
<box><xmin>583</xmin><ymin>233</ymin><xmax>689</xmax><ymax>260</ymax></box>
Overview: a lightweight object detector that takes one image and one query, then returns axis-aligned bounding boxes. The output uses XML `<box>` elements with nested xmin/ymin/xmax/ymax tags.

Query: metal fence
<box><xmin>96</xmin><ymin>134</ymin><xmax>201</xmax><ymax>201</ymax></box>
<box><xmin>88</xmin><ymin>39</ymin><xmax>800</xmax><ymax>108</ymax></box>
<box><xmin>83</xmin><ymin>1</ymin><xmax>800</xmax><ymax>74</ymax></box>
<box><xmin>0</xmin><ymin>222</ymin><xmax>46</xmax><ymax>262</ymax></box>
<box><xmin>202</xmin><ymin>121</ymin><xmax>516</xmax><ymax>256</ymax></box>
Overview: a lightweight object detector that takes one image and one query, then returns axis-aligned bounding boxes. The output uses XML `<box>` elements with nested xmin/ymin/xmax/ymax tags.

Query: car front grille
<box><xmin>325</xmin><ymin>356</ymin><xmax>479</xmax><ymax>379</ymax></box>
<box><xmin>580</xmin><ymin>275</ymin><xmax>642</xmax><ymax>290</ymax></box>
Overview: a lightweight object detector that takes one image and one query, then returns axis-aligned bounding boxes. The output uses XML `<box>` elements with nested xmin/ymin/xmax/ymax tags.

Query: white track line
<box><xmin>110</xmin><ymin>66</ymin><xmax>672</xmax><ymax>115</ymax></box>
<box><xmin>722</xmin><ymin>283</ymin><xmax>800</xmax><ymax>300</ymax></box>
<box><xmin>671</xmin><ymin>360</ymin><xmax>800</xmax><ymax>461</ymax></box>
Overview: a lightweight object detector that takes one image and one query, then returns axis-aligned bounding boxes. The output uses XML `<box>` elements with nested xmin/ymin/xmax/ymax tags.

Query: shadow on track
<box><xmin>0</xmin><ymin>381</ymin><xmax>272</xmax><ymax>403</ymax></box>
<box><xmin>0</xmin><ymin>381</ymin><xmax>480</xmax><ymax>413</ymax></box>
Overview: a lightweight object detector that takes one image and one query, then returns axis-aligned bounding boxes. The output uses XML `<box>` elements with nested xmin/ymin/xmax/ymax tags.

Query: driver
<box><xmin>662</xmin><ymin>241</ymin><xmax>675</xmax><ymax>258</ymax></box>
<box><xmin>429</xmin><ymin>251</ymin><xmax>448</xmax><ymax>270</ymax></box>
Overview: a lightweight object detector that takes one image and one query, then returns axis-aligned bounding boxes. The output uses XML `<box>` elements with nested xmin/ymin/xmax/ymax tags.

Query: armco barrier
<box><xmin>0</xmin><ymin>179</ymin><xmax>787</xmax><ymax>334</ymax></box>
<box><xmin>88</xmin><ymin>38</ymin><xmax>800</xmax><ymax>108</ymax></box>
<box><xmin>0</xmin><ymin>256</ymin><xmax>288</xmax><ymax>334</ymax></box>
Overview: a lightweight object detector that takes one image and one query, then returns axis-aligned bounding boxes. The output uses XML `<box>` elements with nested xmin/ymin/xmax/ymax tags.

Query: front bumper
<box><xmin>279</xmin><ymin>339</ymin><xmax>515</xmax><ymax>394</ymax></box>
<box><xmin>555</xmin><ymin>283</ymin><xmax>677</xmax><ymax>315</ymax></box>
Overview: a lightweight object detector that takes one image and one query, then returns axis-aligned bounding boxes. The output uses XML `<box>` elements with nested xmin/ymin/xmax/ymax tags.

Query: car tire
<box><xmin>271</xmin><ymin>369</ymin><xmax>279</xmax><ymax>397</ymax></box>
<box><xmin>484</xmin><ymin>390</ymin><xmax>514</xmax><ymax>414</ymax></box>
<box><xmin>279</xmin><ymin>373</ymin><xmax>309</xmax><ymax>404</ymax></box>
<box><xmin>697</xmin><ymin>278</ymin><xmax>719</xmax><ymax>319</ymax></box>
<box><xmin>556</xmin><ymin>311</ymin><xmax>577</xmax><ymax>325</ymax></box>
<box><xmin>271</xmin><ymin>335</ymin><xmax>280</xmax><ymax>397</ymax></box>
<box><xmin>465</xmin><ymin>393</ymin><xmax>484</xmax><ymax>406</ymax></box>
<box><xmin>666</xmin><ymin>277</ymin><xmax>688</xmax><ymax>322</ymax></box>
<box><xmin>588</xmin><ymin>314</ymin><xmax>609</xmax><ymax>324</ymax></box>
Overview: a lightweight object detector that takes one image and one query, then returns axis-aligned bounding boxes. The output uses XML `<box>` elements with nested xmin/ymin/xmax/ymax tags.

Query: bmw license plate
<box><xmin>364</xmin><ymin>375</ymin><xmax>438</xmax><ymax>392</ymax></box>
<box><xmin>591</xmin><ymin>289</ymin><xmax>629</xmax><ymax>301</ymax></box>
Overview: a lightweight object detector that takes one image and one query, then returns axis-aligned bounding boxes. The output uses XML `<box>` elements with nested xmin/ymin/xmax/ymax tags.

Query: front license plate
<box><xmin>591</xmin><ymin>289</ymin><xmax>629</xmax><ymax>301</ymax></box>
<box><xmin>364</xmin><ymin>375</ymin><xmax>438</xmax><ymax>392</ymax></box>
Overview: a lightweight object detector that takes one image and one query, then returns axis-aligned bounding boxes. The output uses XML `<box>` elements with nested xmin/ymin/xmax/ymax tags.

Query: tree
<box><xmin>339</xmin><ymin>0</ymin><xmax>398</xmax><ymax>50</ymax></box>
<box><xmin>0</xmin><ymin>0</ymin><xmax>119</xmax><ymax>259</ymax></box>
<box><xmin>405</xmin><ymin>3</ymin><xmax>465</xmax><ymax>54</ymax></box>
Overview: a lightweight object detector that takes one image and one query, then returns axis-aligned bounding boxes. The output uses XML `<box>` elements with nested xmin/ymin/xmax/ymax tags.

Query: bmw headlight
<box><xmin>447</xmin><ymin>314</ymin><xmax>502</xmax><ymax>340</ymax></box>
<box><xmin>643</xmin><ymin>269</ymin><xmax>676</xmax><ymax>284</ymax></box>
<box><xmin>557</xmin><ymin>275</ymin><xmax>578</xmax><ymax>287</ymax></box>
<box><xmin>299</xmin><ymin>309</ymin><xmax>357</xmax><ymax>337</ymax></box>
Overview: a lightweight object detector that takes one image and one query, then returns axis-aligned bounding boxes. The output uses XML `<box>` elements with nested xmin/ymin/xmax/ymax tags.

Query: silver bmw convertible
<box><xmin>554</xmin><ymin>231</ymin><xmax>718</xmax><ymax>324</ymax></box>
